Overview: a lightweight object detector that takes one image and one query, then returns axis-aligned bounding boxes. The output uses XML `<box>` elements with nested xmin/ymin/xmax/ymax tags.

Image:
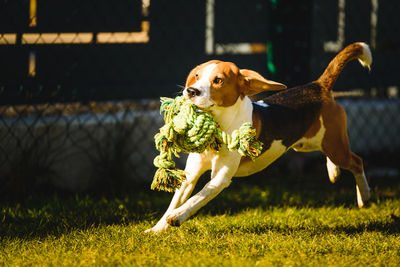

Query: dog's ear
<box><xmin>240</xmin><ymin>69</ymin><xmax>286</xmax><ymax>96</ymax></box>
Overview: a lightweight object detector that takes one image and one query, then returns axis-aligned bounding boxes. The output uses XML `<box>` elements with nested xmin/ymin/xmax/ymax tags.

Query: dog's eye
<box><xmin>195</xmin><ymin>74</ymin><xmax>199</xmax><ymax>80</ymax></box>
<box><xmin>213</xmin><ymin>77</ymin><xmax>223</xmax><ymax>85</ymax></box>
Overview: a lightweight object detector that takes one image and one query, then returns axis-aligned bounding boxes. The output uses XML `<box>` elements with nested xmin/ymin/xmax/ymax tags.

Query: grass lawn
<box><xmin>1</xmin><ymin>171</ymin><xmax>400</xmax><ymax>266</ymax></box>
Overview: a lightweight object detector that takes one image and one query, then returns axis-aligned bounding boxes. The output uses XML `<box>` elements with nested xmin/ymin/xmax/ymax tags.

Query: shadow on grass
<box><xmin>0</xmin><ymin>189</ymin><xmax>167</xmax><ymax>240</ymax></box>
<box><xmin>1</xmin><ymin>167</ymin><xmax>399</xmax><ymax>240</ymax></box>
<box><xmin>197</xmin><ymin>168</ymin><xmax>400</xmax><ymax>216</ymax></box>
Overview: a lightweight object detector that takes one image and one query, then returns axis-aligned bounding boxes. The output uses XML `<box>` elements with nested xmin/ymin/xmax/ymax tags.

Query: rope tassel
<box><xmin>151</xmin><ymin>96</ymin><xmax>263</xmax><ymax>192</ymax></box>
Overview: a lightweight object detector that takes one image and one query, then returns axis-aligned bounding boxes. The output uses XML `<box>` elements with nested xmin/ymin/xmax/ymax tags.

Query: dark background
<box><xmin>0</xmin><ymin>0</ymin><xmax>398</xmax><ymax>105</ymax></box>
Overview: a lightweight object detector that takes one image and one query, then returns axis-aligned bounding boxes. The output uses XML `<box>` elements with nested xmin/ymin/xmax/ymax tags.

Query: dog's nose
<box><xmin>186</xmin><ymin>87</ymin><xmax>201</xmax><ymax>97</ymax></box>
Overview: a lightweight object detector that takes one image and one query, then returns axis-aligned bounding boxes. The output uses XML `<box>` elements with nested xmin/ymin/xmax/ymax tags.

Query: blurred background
<box><xmin>0</xmin><ymin>0</ymin><xmax>399</xmax><ymax>197</ymax></box>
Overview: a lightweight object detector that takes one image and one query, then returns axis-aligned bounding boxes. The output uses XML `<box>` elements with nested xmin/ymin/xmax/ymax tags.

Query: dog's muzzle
<box><xmin>185</xmin><ymin>87</ymin><xmax>201</xmax><ymax>98</ymax></box>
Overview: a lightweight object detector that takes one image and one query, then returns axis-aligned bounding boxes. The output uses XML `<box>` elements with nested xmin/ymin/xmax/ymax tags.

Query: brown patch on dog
<box><xmin>320</xmin><ymin>101</ymin><xmax>364</xmax><ymax>175</ymax></box>
<box><xmin>303</xmin><ymin>113</ymin><xmax>321</xmax><ymax>138</ymax></box>
<box><xmin>209</xmin><ymin>62</ymin><xmax>242</xmax><ymax>107</ymax></box>
<box><xmin>185</xmin><ymin>60</ymin><xmax>222</xmax><ymax>88</ymax></box>
<box><xmin>318</xmin><ymin>43</ymin><xmax>365</xmax><ymax>90</ymax></box>
<box><xmin>252</xmin><ymin>111</ymin><xmax>262</xmax><ymax>140</ymax></box>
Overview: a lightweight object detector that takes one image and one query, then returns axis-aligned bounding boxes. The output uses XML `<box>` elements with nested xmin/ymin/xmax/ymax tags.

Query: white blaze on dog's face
<box><xmin>183</xmin><ymin>60</ymin><xmax>286</xmax><ymax>109</ymax></box>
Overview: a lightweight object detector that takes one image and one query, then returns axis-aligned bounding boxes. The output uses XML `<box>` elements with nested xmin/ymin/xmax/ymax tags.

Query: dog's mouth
<box><xmin>188</xmin><ymin>100</ymin><xmax>215</xmax><ymax>111</ymax></box>
<box><xmin>183</xmin><ymin>91</ymin><xmax>215</xmax><ymax>110</ymax></box>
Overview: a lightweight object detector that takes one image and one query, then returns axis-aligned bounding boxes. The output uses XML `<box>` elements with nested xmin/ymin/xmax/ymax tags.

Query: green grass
<box><xmin>1</xmin><ymin>172</ymin><xmax>400</xmax><ymax>266</ymax></box>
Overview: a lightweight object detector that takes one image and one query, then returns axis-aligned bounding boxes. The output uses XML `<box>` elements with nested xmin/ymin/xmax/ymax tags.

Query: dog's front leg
<box><xmin>145</xmin><ymin>153</ymin><xmax>210</xmax><ymax>233</ymax></box>
<box><xmin>166</xmin><ymin>152</ymin><xmax>241</xmax><ymax>227</ymax></box>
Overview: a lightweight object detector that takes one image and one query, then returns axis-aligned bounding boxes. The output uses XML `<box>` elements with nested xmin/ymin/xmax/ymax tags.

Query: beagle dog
<box><xmin>146</xmin><ymin>42</ymin><xmax>372</xmax><ymax>233</ymax></box>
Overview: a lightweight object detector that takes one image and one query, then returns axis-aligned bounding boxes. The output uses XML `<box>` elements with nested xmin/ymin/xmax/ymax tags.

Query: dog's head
<box><xmin>183</xmin><ymin>60</ymin><xmax>286</xmax><ymax>109</ymax></box>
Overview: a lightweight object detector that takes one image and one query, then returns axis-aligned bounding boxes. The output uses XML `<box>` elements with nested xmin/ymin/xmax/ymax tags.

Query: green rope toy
<box><xmin>151</xmin><ymin>96</ymin><xmax>263</xmax><ymax>192</ymax></box>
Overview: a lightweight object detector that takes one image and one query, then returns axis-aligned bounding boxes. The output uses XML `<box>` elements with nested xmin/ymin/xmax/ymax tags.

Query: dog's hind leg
<box><xmin>325</xmin><ymin>149</ymin><xmax>370</xmax><ymax>208</ymax></box>
<box><xmin>145</xmin><ymin>153</ymin><xmax>210</xmax><ymax>233</ymax></box>
<box><xmin>326</xmin><ymin>156</ymin><xmax>341</xmax><ymax>183</ymax></box>
<box><xmin>321</xmin><ymin>104</ymin><xmax>371</xmax><ymax>208</ymax></box>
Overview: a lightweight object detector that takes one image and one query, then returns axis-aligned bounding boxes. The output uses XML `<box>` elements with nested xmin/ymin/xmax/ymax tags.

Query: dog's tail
<box><xmin>317</xmin><ymin>42</ymin><xmax>372</xmax><ymax>91</ymax></box>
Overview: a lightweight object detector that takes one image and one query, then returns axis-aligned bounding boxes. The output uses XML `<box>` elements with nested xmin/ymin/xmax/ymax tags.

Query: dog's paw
<box><xmin>144</xmin><ymin>228</ymin><xmax>155</xmax><ymax>234</ymax></box>
<box><xmin>328</xmin><ymin>167</ymin><xmax>341</xmax><ymax>183</ymax></box>
<box><xmin>327</xmin><ymin>158</ymin><xmax>341</xmax><ymax>183</ymax></box>
<box><xmin>144</xmin><ymin>227</ymin><xmax>165</xmax><ymax>234</ymax></box>
<box><xmin>166</xmin><ymin>213</ymin><xmax>183</xmax><ymax>227</ymax></box>
<box><xmin>356</xmin><ymin>185</ymin><xmax>371</xmax><ymax>208</ymax></box>
<box><xmin>144</xmin><ymin>221</ymin><xmax>169</xmax><ymax>234</ymax></box>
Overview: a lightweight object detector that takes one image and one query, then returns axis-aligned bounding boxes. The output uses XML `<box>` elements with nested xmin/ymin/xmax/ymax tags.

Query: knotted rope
<box><xmin>151</xmin><ymin>96</ymin><xmax>263</xmax><ymax>192</ymax></box>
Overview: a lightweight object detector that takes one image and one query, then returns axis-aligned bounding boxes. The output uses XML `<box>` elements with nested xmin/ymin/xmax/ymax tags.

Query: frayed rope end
<box><xmin>151</xmin><ymin>168</ymin><xmax>187</xmax><ymax>192</ymax></box>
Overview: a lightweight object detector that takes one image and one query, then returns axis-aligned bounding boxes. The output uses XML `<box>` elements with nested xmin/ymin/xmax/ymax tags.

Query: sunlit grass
<box><xmin>1</xmin><ymin>172</ymin><xmax>400</xmax><ymax>266</ymax></box>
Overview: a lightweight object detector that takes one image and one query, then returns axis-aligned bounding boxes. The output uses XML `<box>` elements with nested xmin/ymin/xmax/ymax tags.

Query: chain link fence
<box><xmin>0</xmin><ymin>0</ymin><xmax>399</xmax><ymax>196</ymax></box>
